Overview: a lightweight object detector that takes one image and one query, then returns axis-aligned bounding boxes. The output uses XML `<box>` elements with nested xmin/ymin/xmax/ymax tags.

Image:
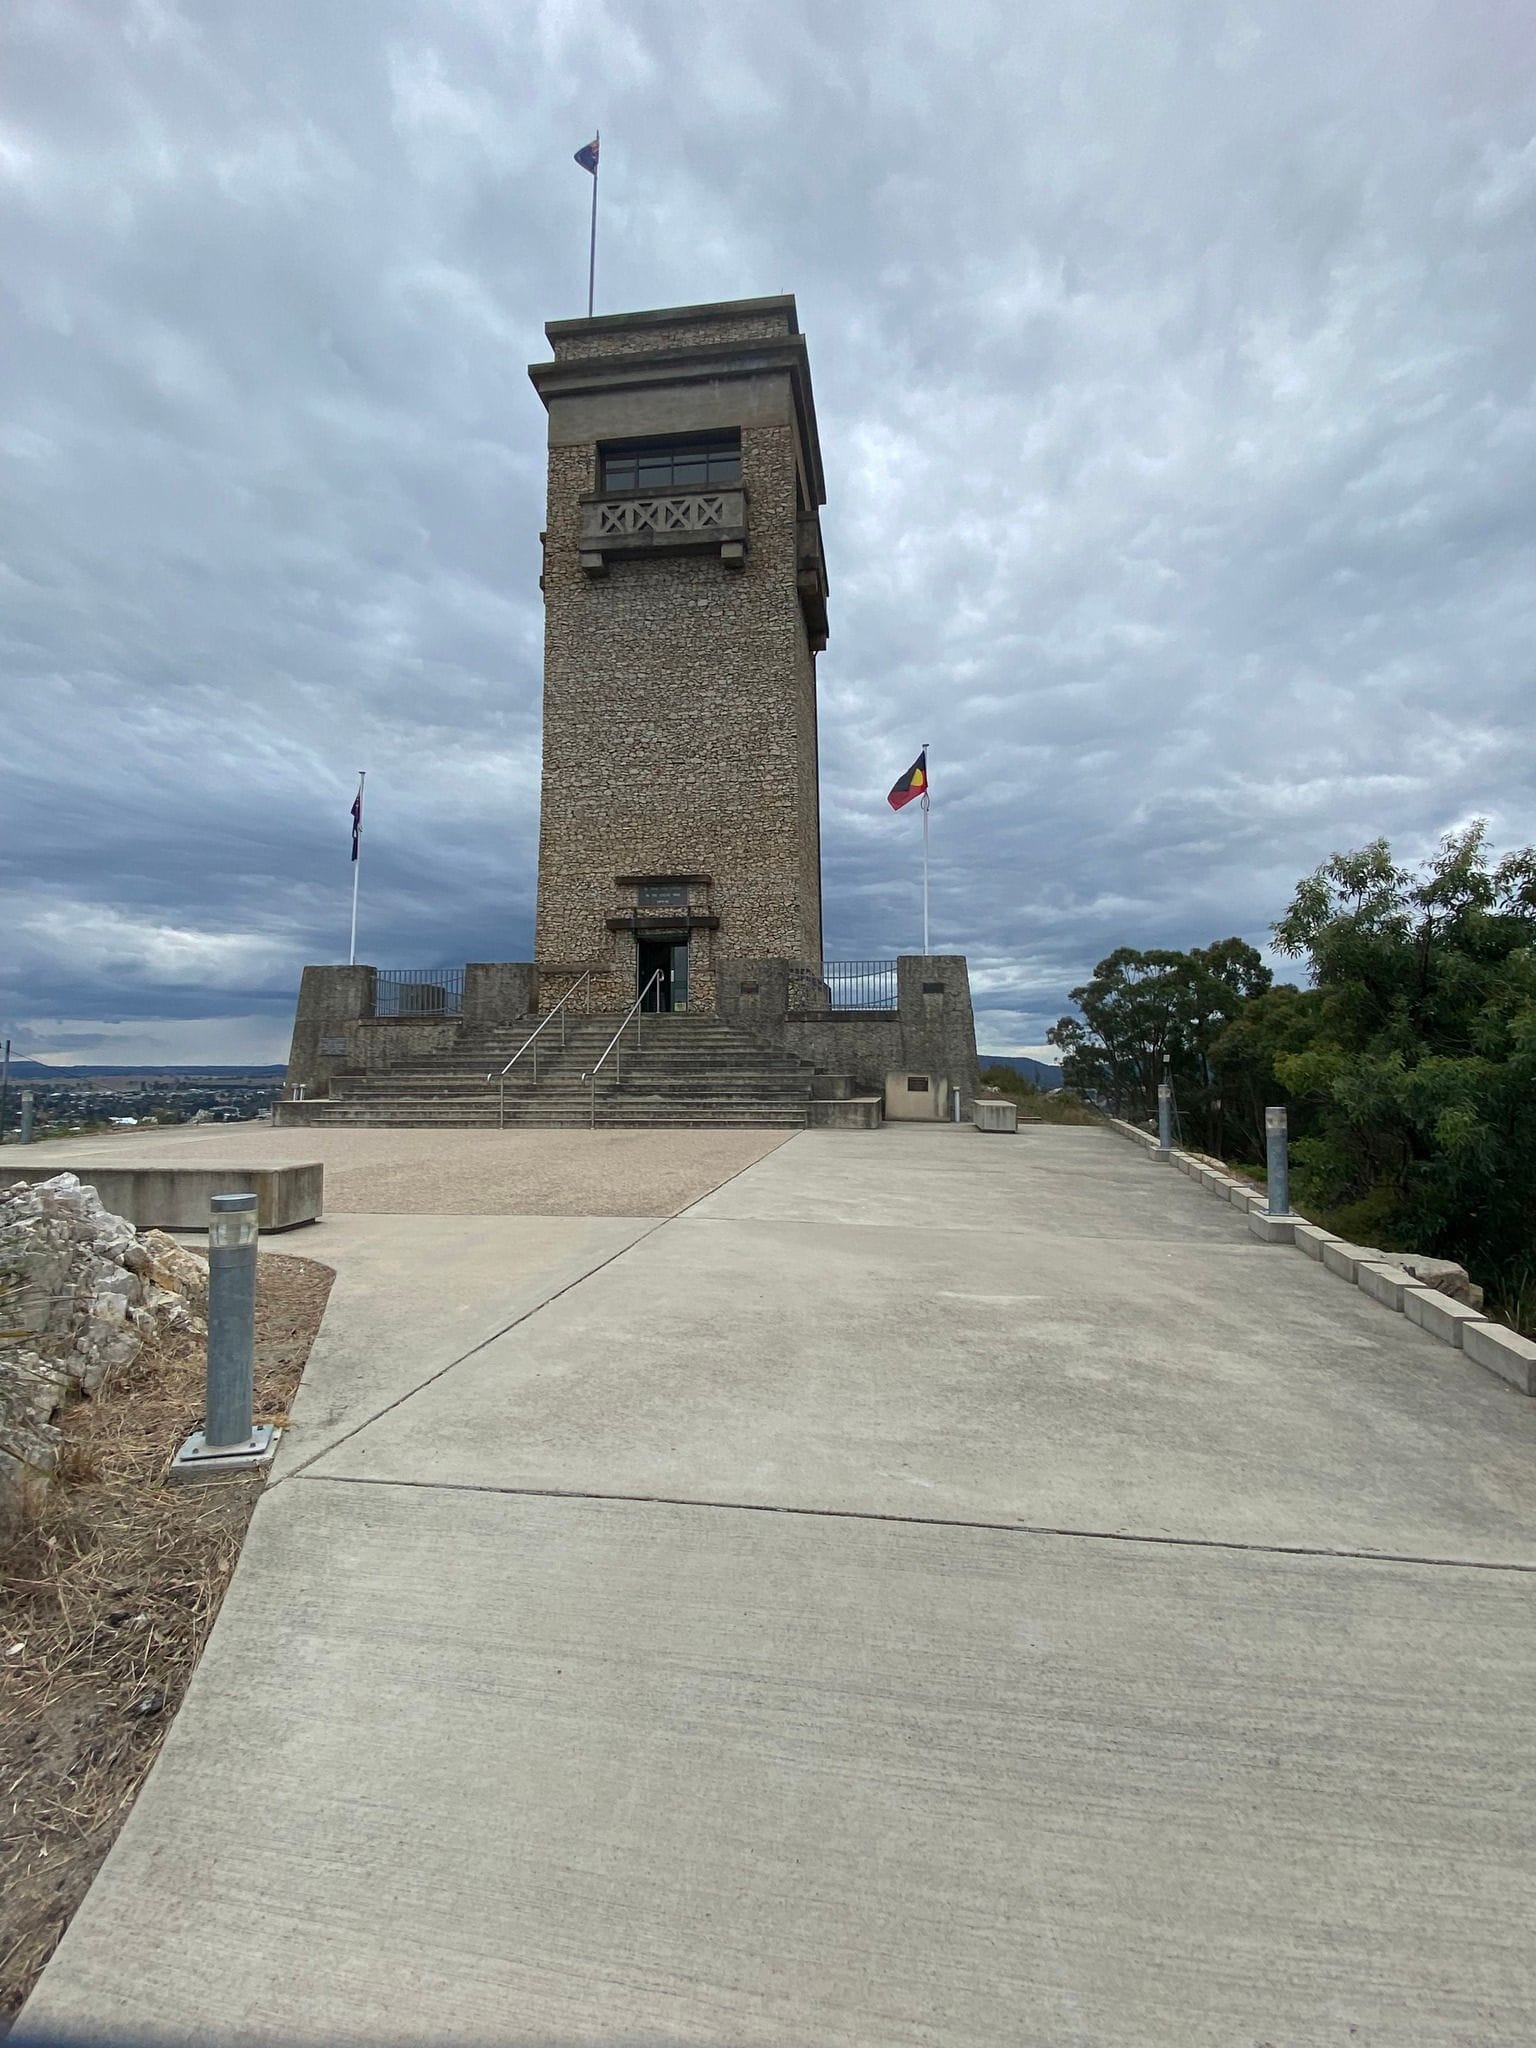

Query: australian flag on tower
<box><xmin>351</xmin><ymin>785</ymin><xmax>362</xmax><ymax>861</ymax></box>
<box><xmin>575</xmin><ymin>137</ymin><xmax>599</xmax><ymax>173</ymax></box>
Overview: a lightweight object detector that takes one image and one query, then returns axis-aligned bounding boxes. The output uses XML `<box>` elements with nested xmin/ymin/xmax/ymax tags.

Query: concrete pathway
<box><xmin>19</xmin><ymin>1126</ymin><xmax>1536</xmax><ymax>2045</ymax></box>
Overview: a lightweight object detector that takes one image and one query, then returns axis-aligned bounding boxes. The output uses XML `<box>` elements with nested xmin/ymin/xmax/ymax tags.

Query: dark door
<box><xmin>637</xmin><ymin>936</ymin><xmax>690</xmax><ymax>1012</ymax></box>
<box><xmin>637</xmin><ymin>936</ymin><xmax>684</xmax><ymax>1012</ymax></box>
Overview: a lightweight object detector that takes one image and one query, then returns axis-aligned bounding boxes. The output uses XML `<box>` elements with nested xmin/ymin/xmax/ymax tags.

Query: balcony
<box><xmin>578</xmin><ymin>486</ymin><xmax>748</xmax><ymax>577</ymax></box>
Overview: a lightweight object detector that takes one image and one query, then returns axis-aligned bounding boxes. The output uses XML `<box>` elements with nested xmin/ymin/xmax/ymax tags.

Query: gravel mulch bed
<box><xmin>0</xmin><ymin>1252</ymin><xmax>333</xmax><ymax>2027</ymax></box>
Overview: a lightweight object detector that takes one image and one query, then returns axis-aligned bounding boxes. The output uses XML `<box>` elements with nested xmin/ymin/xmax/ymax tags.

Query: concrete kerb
<box><xmin>1321</xmin><ymin>1240</ymin><xmax>1374</xmax><ymax>1284</ymax></box>
<box><xmin>1463</xmin><ymin>1321</ymin><xmax>1536</xmax><ymax>1396</ymax></box>
<box><xmin>1291</xmin><ymin>1221</ymin><xmax>1336</xmax><ymax>1260</ymax></box>
<box><xmin>1321</xmin><ymin>1250</ymin><xmax>1533</xmax><ymax>1401</ymax></box>
<box><xmin>1105</xmin><ymin>1116</ymin><xmax>1159</xmax><ymax>1150</ymax></box>
<box><xmin>1104</xmin><ymin>1108</ymin><xmax>1533</xmax><ymax>1397</ymax></box>
<box><xmin>1404</xmin><ymin>1288</ymin><xmax>1485</xmax><ymax>1348</ymax></box>
<box><xmin>1355</xmin><ymin>1261</ymin><xmax>1425</xmax><ymax>1315</ymax></box>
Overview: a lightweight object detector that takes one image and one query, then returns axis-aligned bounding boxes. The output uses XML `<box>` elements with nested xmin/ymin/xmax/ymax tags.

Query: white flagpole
<box><xmin>348</xmin><ymin>769</ymin><xmax>366</xmax><ymax>966</ymax></box>
<box><xmin>921</xmin><ymin>742</ymin><xmax>931</xmax><ymax>953</ymax></box>
<box><xmin>587</xmin><ymin>130</ymin><xmax>599</xmax><ymax>317</ymax></box>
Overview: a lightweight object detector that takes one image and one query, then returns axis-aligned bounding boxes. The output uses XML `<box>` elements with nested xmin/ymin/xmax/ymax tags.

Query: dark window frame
<box><xmin>599</xmin><ymin>432</ymin><xmax>742</xmax><ymax>494</ymax></box>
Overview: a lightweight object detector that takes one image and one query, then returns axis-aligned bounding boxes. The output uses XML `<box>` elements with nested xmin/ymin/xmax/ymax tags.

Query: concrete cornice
<box><xmin>543</xmin><ymin>294</ymin><xmax>799</xmax><ymax>344</ymax></box>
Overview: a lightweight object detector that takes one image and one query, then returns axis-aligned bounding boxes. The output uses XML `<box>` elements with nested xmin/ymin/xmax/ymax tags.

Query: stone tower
<box><xmin>528</xmin><ymin>295</ymin><xmax>829</xmax><ymax>1012</ymax></box>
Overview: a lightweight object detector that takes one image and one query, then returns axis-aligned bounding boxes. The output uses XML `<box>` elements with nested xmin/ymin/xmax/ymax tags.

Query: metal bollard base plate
<box><xmin>168</xmin><ymin>1424</ymin><xmax>281</xmax><ymax>1486</ymax></box>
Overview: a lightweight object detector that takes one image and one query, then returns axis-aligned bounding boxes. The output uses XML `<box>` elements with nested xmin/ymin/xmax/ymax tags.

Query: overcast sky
<box><xmin>4</xmin><ymin>0</ymin><xmax>1535</xmax><ymax>1065</ymax></box>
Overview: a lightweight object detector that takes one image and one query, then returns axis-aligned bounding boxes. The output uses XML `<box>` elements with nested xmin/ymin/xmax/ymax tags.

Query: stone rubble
<box><xmin>1351</xmin><ymin>1245</ymin><xmax>1482</xmax><ymax>1310</ymax></box>
<box><xmin>0</xmin><ymin>1173</ymin><xmax>209</xmax><ymax>1537</ymax></box>
<box><xmin>1375</xmin><ymin>1251</ymin><xmax>1484</xmax><ymax>1311</ymax></box>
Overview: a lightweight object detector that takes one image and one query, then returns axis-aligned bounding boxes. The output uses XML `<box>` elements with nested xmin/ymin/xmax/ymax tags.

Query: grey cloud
<box><xmin>3</xmin><ymin>0</ymin><xmax>1534</xmax><ymax>1062</ymax></box>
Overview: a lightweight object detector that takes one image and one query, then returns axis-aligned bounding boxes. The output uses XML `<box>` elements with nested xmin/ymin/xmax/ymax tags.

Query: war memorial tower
<box><xmin>278</xmin><ymin>295</ymin><xmax>977</xmax><ymax>1125</ymax></box>
<box><xmin>527</xmin><ymin>295</ymin><xmax>830</xmax><ymax>1013</ymax></box>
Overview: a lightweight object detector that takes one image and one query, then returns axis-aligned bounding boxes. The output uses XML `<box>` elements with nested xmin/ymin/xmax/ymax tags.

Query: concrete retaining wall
<box><xmin>719</xmin><ymin>953</ymin><xmax>980</xmax><ymax>1112</ymax></box>
<box><xmin>465</xmin><ymin>962</ymin><xmax>537</xmax><ymax>1026</ymax></box>
<box><xmin>0</xmin><ymin>1163</ymin><xmax>322</xmax><ymax>1232</ymax></box>
<box><xmin>283</xmin><ymin>965</ymin><xmax>375</xmax><ymax>1099</ymax></box>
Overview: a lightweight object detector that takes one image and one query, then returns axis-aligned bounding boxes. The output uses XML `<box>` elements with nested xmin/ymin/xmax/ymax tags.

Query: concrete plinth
<box><xmin>1247</xmin><ymin>1211</ymin><xmax>1296</xmax><ymax>1244</ymax></box>
<box><xmin>1</xmin><ymin>1162</ymin><xmax>322</xmax><ymax>1231</ymax></box>
<box><xmin>972</xmin><ymin>1100</ymin><xmax>1018</xmax><ymax>1134</ymax></box>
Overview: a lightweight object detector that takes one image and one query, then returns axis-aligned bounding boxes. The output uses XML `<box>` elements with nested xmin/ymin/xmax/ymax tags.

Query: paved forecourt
<box><xmin>6</xmin><ymin>1120</ymin><xmax>794</xmax><ymax>1218</ymax></box>
<box><xmin>19</xmin><ymin>1124</ymin><xmax>1536</xmax><ymax>2047</ymax></box>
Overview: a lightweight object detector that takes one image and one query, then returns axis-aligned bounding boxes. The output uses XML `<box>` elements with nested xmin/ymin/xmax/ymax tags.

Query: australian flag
<box><xmin>574</xmin><ymin>137</ymin><xmax>599</xmax><ymax>174</ymax></box>
<box><xmin>351</xmin><ymin>786</ymin><xmax>362</xmax><ymax>862</ymax></box>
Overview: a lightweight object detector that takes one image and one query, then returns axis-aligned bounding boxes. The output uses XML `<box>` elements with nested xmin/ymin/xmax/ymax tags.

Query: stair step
<box><xmin>282</xmin><ymin>1007</ymin><xmax>892</xmax><ymax>1129</ymax></box>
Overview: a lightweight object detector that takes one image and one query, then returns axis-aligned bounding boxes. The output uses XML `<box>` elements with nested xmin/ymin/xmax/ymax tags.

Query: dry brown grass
<box><xmin>0</xmin><ymin>1251</ymin><xmax>333</xmax><ymax>2026</ymax></box>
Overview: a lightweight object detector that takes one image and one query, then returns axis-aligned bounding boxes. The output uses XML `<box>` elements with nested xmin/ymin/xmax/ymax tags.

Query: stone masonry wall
<box><xmin>535</xmin><ymin>411</ymin><xmax>822</xmax><ymax>1003</ymax></box>
<box><xmin>549</xmin><ymin>311</ymin><xmax>792</xmax><ymax>361</ymax></box>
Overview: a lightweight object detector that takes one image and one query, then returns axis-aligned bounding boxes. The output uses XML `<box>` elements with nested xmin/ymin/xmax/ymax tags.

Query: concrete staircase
<box><xmin>278</xmin><ymin>1013</ymin><xmax>879</xmax><ymax>1130</ymax></box>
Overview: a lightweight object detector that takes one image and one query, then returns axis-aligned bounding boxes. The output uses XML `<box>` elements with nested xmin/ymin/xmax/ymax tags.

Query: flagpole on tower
<box><xmin>921</xmin><ymin>741</ymin><xmax>931</xmax><ymax>954</ymax></box>
<box><xmin>348</xmin><ymin>770</ymin><xmax>366</xmax><ymax>967</ymax></box>
<box><xmin>587</xmin><ymin>130</ymin><xmax>600</xmax><ymax>317</ymax></box>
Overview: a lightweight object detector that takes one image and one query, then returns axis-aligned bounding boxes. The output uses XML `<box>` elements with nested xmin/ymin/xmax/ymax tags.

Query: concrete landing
<box><xmin>270</xmin><ymin>1212</ymin><xmax>659</xmax><ymax>1474</ymax></box>
<box><xmin>19</xmin><ymin>1125</ymin><xmax>1536</xmax><ymax>2046</ymax></box>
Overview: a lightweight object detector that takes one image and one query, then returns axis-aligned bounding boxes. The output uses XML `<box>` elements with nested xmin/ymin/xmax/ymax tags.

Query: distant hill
<box><xmin>3</xmin><ymin>1062</ymin><xmax>285</xmax><ymax>1079</ymax></box>
<box><xmin>978</xmin><ymin>1054</ymin><xmax>1064</xmax><ymax>1092</ymax></box>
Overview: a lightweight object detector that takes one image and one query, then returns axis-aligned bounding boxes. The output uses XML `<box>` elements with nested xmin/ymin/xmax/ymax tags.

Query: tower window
<box><xmin>600</xmin><ymin>435</ymin><xmax>741</xmax><ymax>492</ymax></box>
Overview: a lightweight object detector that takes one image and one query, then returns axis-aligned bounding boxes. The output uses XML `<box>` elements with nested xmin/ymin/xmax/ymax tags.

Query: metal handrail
<box><xmin>582</xmin><ymin>970</ymin><xmax>663</xmax><ymax>1129</ymax></box>
<box><xmin>488</xmin><ymin>972</ymin><xmax>591</xmax><ymax>1129</ymax></box>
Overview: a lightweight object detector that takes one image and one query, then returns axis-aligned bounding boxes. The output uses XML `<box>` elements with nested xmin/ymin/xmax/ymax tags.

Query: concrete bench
<box><xmin>973</xmin><ymin>1100</ymin><xmax>1019</xmax><ymax>1133</ymax></box>
<box><xmin>2</xmin><ymin>1162</ymin><xmax>322</xmax><ymax>1233</ymax></box>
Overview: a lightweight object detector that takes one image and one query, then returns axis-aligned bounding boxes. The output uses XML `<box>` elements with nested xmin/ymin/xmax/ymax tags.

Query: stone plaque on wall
<box><xmin>318</xmin><ymin>1035</ymin><xmax>347</xmax><ymax>1056</ymax></box>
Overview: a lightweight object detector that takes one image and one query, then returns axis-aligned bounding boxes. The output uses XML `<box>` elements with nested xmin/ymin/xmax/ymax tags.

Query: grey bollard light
<box><xmin>1265</xmin><ymin>1105</ymin><xmax>1292</xmax><ymax>1217</ymax></box>
<box><xmin>19</xmin><ymin>1089</ymin><xmax>33</xmax><ymax>1144</ymax></box>
<box><xmin>1156</xmin><ymin>1083</ymin><xmax>1173</xmax><ymax>1153</ymax></box>
<box><xmin>169</xmin><ymin>1192</ymin><xmax>280</xmax><ymax>1483</ymax></box>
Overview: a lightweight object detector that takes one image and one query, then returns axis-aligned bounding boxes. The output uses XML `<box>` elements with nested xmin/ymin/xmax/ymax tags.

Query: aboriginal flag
<box><xmin>887</xmin><ymin>749</ymin><xmax>928</xmax><ymax>811</ymax></box>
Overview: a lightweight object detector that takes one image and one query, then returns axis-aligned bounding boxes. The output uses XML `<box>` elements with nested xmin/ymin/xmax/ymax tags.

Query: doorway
<box><xmin>637</xmin><ymin>935</ymin><xmax>689</xmax><ymax>1012</ymax></box>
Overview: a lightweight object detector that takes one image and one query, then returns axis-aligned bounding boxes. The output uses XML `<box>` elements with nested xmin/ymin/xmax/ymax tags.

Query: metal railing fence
<box><xmin>789</xmin><ymin>960</ymin><xmax>899</xmax><ymax>1012</ymax></box>
<box><xmin>374</xmin><ymin>968</ymin><xmax>464</xmax><ymax>1018</ymax></box>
